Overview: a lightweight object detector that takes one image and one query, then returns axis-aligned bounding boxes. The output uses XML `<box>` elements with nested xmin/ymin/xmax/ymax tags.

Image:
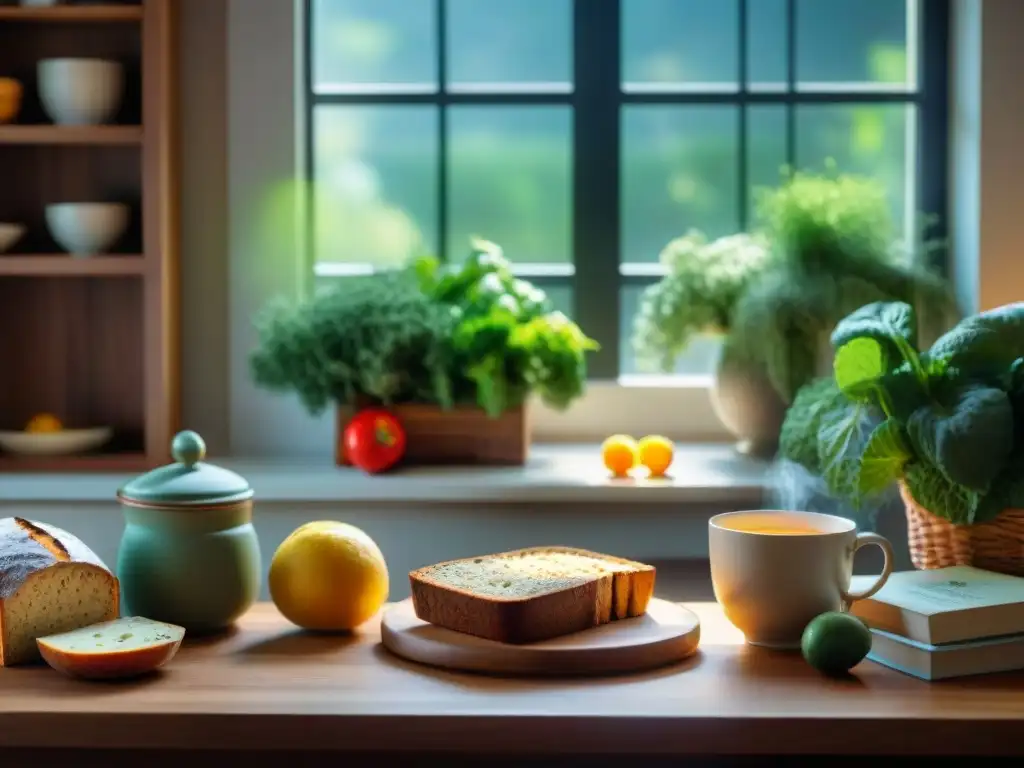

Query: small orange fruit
<box><xmin>638</xmin><ymin>435</ymin><xmax>674</xmax><ymax>477</ymax></box>
<box><xmin>601</xmin><ymin>434</ymin><xmax>639</xmax><ymax>477</ymax></box>
<box><xmin>25</xmin><ymin>413</ymin><xmax>63</xmax><ymax>434</ymax></box>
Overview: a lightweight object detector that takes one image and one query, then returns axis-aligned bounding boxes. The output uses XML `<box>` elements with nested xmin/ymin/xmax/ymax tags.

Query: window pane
<box><xmin>544</xmin><ymin>284</ymin><xmax>573</xmax><ymax>318</ymax></box>
<box><xmin>748</xmin><ymin>105</ymin><xmax>788</xmax><ymax>217</ymax></box>
<box><xmin>447</xmin><ymin>0</ymin><xmax>572</xmax><ymax>92</ymax></box>
<box><xmin>623</xmin><ymin>0</ymin><xmax>738</xmax><ymax>91</ymax></box>
<box><xmin>622</xmin><ymin>106</ymin><xmax>739</xmax><ymax>263</ymax></box>
<box><xmin>621</xmin><ymin>285</ymin><xmax>721</xmax><ymax>375</ymax></box>
<box><xmin>447</xmin><ymin>107</ymin><xmax>572</xmax><ymax>264</ymax></box>
<box><xmin>312</xmin><ymin>0</ymin><xmax>437</xmax><ymax>92</ymax></box>
<box><xmin>747</xmin><ymin>0</ymin><xmax>787</xmax><ymax>91</ymax></box>
<box><xmin>314</xmin><ymin>106</ymin><xmax>438</xmax><ymax>268</ymax></box>
<box><xmin>796</xmin><ymin>0</ymin><xmax>912</xmax><ymax>89</ymax></box>
<box><xmin>796</xmin><ymin>104</ymin><xmax>913</xmax><ymax>234</ymax></box>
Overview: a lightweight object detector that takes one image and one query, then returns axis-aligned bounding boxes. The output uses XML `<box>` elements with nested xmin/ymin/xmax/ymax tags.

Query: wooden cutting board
<box><xmin>380</xmin><ymin>597</ymin><xmax>701</xmax><ymax>676</ymax></box>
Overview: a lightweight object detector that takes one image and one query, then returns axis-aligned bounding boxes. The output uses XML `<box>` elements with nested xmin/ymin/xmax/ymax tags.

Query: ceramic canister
<box><xmin>116</xmin><ymin>431</ymin><xmax>261</xmax><ymax>633</ymax></box>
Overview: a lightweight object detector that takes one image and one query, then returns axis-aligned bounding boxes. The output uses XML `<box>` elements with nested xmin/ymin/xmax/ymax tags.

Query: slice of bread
<box><xmin>37</xmin><ymin>616</ymin><xmax>185</xmax><ymax>680</ymax></box>
<box><xmin>409</xmin><ymin>547</ymin><xmax>656</xmax><ymax>644</ymax></box>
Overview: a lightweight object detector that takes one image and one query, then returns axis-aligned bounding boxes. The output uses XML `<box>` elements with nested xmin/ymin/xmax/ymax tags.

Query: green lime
<box><xmin>801</xmin><ymin>611</ymin><xmax>872</xmax><ymax>676</ymax></box>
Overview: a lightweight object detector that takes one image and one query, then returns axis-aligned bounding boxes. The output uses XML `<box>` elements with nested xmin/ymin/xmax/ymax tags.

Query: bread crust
<box><xmin>409</xmin><ymin>546</ymin><xmax>656</xmax><ymax>644</ymax></box>
<box><xmin>0</xmin><ymin>518</ymin><xmax>119</xmax><ymax>666</ymax></box>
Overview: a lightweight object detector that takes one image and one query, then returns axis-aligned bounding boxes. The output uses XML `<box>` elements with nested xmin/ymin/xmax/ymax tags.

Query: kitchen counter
<box><xmin>1</xmin><ymin>602</ymin><xmax>1021</xmax><ymax>764</ymax></box>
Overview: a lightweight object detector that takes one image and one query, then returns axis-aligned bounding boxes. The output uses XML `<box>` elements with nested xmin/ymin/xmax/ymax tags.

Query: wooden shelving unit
<box><xmin>0</xmin><ymin>125</ymin><xmax>143</xmax><ymax>144</ymax></box>
<box><xmin>0</xmin><ymin>1</ymin><xmax>178</xmax><ymax>472</ymax></box>
<box><xmin>0</xmin><ymin>6</ymin><xmax>143</xmax><ymax>22</ymax></box>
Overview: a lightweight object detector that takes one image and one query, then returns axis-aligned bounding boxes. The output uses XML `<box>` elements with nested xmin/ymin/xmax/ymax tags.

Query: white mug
<box><xmin>708</xmin><ymin>510</ymin><xmax>893</xmax><ymax>649</ymax></box>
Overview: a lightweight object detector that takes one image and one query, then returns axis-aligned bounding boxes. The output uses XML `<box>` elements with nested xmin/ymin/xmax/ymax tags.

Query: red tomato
<box><xmin>343</xmin><ymin>409</ymin><xmax>406</xmax><ymax>474</ymax></box>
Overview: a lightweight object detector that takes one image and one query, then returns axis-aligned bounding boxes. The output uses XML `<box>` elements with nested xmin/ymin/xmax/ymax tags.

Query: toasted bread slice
<box><xmin>409</xmin><ymin>547</ymin><xmax>656</xmax><ymax>644</ymax></box>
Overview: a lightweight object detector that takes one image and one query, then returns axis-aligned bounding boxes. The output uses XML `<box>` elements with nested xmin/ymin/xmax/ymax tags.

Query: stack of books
<box><xmin>849</xmin><ymin>565</ymin><xmax>1024</xmax><ymax>681</ymax></box>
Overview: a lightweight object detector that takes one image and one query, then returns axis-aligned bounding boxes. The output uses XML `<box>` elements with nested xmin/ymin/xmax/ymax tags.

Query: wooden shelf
<box><xmin>0</xmin><ymin>0</ymin><xmax>176</xmax><ymax>474</ymax></box>
<box><xmin>0</xmin><ymin>452</ymin><xmax>149</xmax><ymax>472</ymax></box>
<box><xmin>0</xmin><ymin>5</ymin><xmax>142</xmax><ymax>23</ymax></box>
<box><xmin>0</xmin><ymin>256</ymin><xmax>145</xmax><ymax>276</ymax></box>
<box><xmin>0</xmin><ymin>125</ymin><xmax>142</xmax><ymax>145</ymax></box>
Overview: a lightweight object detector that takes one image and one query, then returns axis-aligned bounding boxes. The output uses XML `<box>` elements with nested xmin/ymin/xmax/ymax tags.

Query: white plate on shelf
<box><xmin>0</xmin><ymin>427</ymin><xmax>113</xmax><ymax>456</ymax></box>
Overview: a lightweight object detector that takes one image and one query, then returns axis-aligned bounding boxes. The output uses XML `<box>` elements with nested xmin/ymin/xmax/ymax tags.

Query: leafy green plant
<box><xmin>729</xmin><ymin>169</ymin><xmax>956</xmax><ymax>402</ymax></box>
<box><xmin>632</xmin><ymin>231</ymin><xmax>769</xmax><ymax>372</ymax></box>
<box><xmin>780</xmin><ymin>301</ymin><xmax>1024</xmax><ymax>526</ymax></box>
<box><xmin>632</xmin><ymin>169</ymin><xmax>956</xmax><ymax>402</ymax></box>
<box><xmin>249</xmin><ymin>240</ymin><xmax>598</xmax><ymax>418</ymax></box>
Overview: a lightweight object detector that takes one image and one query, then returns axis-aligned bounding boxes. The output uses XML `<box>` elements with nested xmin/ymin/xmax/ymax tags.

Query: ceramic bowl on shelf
<box><xmin>0</xmin><ymin>78</ymin><xmax>22</xmax><ymax>124</ymax></box>
<box><xmin>45</xmin><ymin>202</ymin><xmax>129</xmax><ymax>256</ymax></box>
<box><xmin>0</xmin><ymin>427</ymin><xmax>113</xmax><ymax>457</ymax></box>
<box><xmin>37</xmin><ymin>58</ymin><xmax>124</xmax><ymax>126</ymax></box>
<box><xmin>0</xmin><ymin>223</ymin><xmax>26</xmax><ymax>254</ymax></box>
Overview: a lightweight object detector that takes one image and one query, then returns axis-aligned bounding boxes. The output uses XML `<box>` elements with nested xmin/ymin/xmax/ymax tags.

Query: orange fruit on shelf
<box><xmin>25</xmin><ymin>413</ymin><xmax>63</xmax><ymax>434</ymax></box>
<box><xmin>638</xmin><ymin>435</ymin><xmax>674</xmax><ymax>477</ymax></box>
<box><xmin>601</xmin><ymin>434</ymin><xmax>639</xmax><ymax>477</ymax></box>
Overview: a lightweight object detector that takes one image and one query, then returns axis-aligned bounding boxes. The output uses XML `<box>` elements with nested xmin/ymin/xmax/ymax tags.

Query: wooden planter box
<box><xmin>336</xmin><ymin>405</ymin><xmax>528</xmax><ymax>467</ymax></box>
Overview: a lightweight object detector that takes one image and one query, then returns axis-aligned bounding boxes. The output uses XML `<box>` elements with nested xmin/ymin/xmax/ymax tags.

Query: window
<box><xmin>305</xmin><ymin>0</ymin><xmax>947</xmax><ymax>382</ymax></box>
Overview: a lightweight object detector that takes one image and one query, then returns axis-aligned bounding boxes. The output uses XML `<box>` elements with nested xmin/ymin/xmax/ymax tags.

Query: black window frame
<box><xmin>304</xmin><ymin>0</ymin><xmax>950</xmax><ymax>380</ymax></box>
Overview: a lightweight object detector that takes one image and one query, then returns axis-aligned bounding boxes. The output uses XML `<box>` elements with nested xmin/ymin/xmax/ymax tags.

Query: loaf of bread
<box><xmin>0</xmin><ymin>517</ymin><xmax>120</xmax><ymax>666</ymax></box>
<box><xmin>409</xmin><ymin>547</ymin><xmax>656</xmax><ymax>644</ymax></box>
<box><xmin>37</xmin><ymin>616</ymin><xmax>184</xmax><ymax>679</ymax></box>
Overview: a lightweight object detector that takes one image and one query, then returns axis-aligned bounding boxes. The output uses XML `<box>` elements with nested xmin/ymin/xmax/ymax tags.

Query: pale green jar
<box><xmin>116</xmin><ymin>431</ymin><xmax>261</xmax><ymax>634</ymax></box>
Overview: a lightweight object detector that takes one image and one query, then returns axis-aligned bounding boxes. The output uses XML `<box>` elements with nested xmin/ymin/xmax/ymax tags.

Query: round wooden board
<box><xmin>380</xmin><ymin>597</ymin><xmax>700</xmax><ymax>677</ymax></box>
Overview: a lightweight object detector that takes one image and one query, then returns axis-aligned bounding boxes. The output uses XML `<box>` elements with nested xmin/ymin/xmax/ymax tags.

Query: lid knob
<box><xmin>171</xmin><ymin>430</ymin><xmax>206</xmax><ymax>468</ymax></box>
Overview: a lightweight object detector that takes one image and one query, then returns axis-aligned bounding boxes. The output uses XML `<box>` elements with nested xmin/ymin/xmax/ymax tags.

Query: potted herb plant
<box><xmin>635</xmin><ymin>169</ymin><xmax>957</xmax><ymax>456</ymax></box>
<box><xmin>632</xmin><ymin>230</ymin><xmax>778</xmax><ymax>455</ymax></box>
<box><xmin>780</xmin><ymin>300</ymin><xmax>1024</xmax><ymax>576</ymax></box>
<box><xmin>249</xmin><ymin>240</ymin><xmax>598</xmax><ymax>466</ymax></box>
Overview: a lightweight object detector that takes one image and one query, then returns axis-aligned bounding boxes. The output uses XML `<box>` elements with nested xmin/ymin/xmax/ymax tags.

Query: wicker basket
<box><xmin>899</xmin><ymin>482</ymin><xmax>1024</xmax><ymax>576</ymax></box>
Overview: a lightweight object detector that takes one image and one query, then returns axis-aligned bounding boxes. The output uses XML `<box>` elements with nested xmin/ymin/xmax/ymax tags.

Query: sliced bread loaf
<box><xmin>409</xmin><ymin>547</ymin><xmax>656</xmax><ymax>644</ymax></box>
<box><xmin>0</xmin><ymin>517</ymin><xmax>119</xmax><ymax>666</ymax></box>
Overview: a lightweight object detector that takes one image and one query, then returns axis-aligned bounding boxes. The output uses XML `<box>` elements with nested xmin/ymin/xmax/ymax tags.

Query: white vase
<box><xmin>709</xmin><ymin>341</ymin><xmax>787</xmax><ymax>457</ymax></box>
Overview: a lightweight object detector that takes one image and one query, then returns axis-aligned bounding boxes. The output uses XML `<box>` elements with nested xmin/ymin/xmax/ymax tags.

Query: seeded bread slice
<box><xmin>409</xmin><ymin>547</ymin><xmax>656</xmax><ymax>644</ymax></box>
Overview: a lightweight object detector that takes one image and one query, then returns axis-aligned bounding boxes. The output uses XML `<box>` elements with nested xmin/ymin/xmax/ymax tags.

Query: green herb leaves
<box><xmin>926</xmin><ymin>302</ymin><xmax>1024</xmax><ymax>376</ymax></box>
<box><xmin>781</xmin><ymin>297</ymin><xmax>1024</xmax><ymax>527</ymax></box>
<box><xmin>906</xmin><ymin>386</ymin><xmax>1013</xmax><ymax>493</ymax></box>
<box><xmin>859</xmin><ymin>420</ymin><xmax>912</xmax><ymax>496</ymax></box>
<box><xmin>834</xmin><ymin>337</ymin><xmax>886</xmax><ymax>397</ymax></box>
<box><xmin>831</xmin><ymin>301</ymin><xmax>916</xmax><ymax>351</ymax></box>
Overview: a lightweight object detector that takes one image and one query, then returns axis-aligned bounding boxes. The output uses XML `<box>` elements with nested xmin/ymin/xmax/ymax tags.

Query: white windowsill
<box><xmin>2</xmin><ymin>444</ymin><xmax>768</xmax><ymax>505</ymax></box>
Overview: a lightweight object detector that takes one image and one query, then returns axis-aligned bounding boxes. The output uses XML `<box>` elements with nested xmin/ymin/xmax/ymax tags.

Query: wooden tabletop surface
<box><xmin>1</xmin><ymin>602</ymin><xmax>1022</xmax><ymax>757</ymax></box>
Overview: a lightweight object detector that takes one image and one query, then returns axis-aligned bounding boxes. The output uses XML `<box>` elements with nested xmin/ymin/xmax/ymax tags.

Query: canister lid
<box><xmin>117</xmin><ymin>431</ymin><xmax>253</xmax><ymax>506</ymax></box>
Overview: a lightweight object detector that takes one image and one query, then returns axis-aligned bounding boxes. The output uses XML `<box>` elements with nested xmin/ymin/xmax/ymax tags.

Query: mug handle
<box><xmin>840</xmin><ymin>532</ymin><xmax>894</xmax><ymax>606</ymax></box>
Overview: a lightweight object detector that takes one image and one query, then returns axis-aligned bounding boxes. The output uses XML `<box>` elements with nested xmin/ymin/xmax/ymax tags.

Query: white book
<box><xmin>849</xmin><ymin>566</ymin><xmax>1024</xmax><ymax>645</ymax></box>
<box><xmin>868</xmin><ymin>628</ymin><xmax>1024</xmax><ymax>681</ymax></box>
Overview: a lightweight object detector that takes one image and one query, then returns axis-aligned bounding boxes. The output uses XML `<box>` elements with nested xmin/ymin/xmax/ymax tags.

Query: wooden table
<box><xmin>1</xmin><ymin>602</ymin><xmax>1022</xmax><ymax>765</ymax></box>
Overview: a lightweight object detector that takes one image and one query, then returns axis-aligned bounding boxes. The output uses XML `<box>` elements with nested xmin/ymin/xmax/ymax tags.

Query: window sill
<box><xmin>2</xmin><ymin>443</ymin><xmax>768</xmax><ymax>505</ymax></box>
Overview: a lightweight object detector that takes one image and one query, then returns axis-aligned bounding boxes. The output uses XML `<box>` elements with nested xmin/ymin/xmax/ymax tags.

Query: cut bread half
<box><xmin>409</xmin><ymin>546</ymin><xmax>656</xmax><ymax>644</ymax></box>
<box><xmin>37</xmin><ymin>616</ymin><xmax>185</xmax><ymax>680</ymax></box>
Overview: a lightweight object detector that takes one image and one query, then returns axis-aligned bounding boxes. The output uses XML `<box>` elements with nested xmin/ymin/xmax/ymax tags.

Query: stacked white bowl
<box><xmin>45</xmin><ymin>203</ymin><xmax>129</xmax><ymax>256</ymax></box>
<box><xmin>37</xmin><ymin>58</ymin><xmax>124</xmax><ymax>126</ymax></box>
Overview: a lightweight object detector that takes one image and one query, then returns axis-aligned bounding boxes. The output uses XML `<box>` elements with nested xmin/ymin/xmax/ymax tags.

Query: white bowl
<box><xmin>45</xmin><ymin>203</ymin><xmax>129</xmax><ymax>256</ymax></box>
<box><xmin>0</xmin><ymin>223</ymin><xmax>25</xmax><ymax>253</ymax></box>
<box><xmin>37</xmin><ymin>58</ymin><xmax>124</xmax><ymax>126</ymax></box>
<box><xmin>0</xmin><ymin>428</ymin><xmax>112</xmax><ymax>456</ymax></box>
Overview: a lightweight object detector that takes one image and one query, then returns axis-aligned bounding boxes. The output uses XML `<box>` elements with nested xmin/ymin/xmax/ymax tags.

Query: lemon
<box><xmin>25</xmin><ymin>413</ymin><xmax>63</xmax><ymax>434</ymax></box>
<box><xmin>638</xmin><ymin>435</ymin><xmax>674</xmax><ymax>477</ymax></box>
<box><xmin>269</xmin><ymin>521</ymin><xmax>389</xmax><ymax>632</ymax></box>
<box><xmin>601</xmin><ymin>434</ymin><xmax>639</xmax><ymax>477</ymax></box>
<box><xmin>801</xmin><ymin>611</ymin><xmax>871</xmax><ymax>676</ymax></box>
